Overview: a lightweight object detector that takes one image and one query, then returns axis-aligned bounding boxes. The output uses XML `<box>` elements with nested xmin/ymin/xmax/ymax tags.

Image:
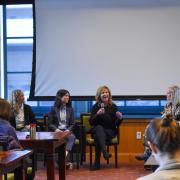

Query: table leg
<box><xmin>45</xmin><ymin>153</ymin><xmax>56</xmax><ymax>180</ymax></box>
<box><xmin>14</xmin><ymin>163</ymin><xmax>24</xmax><ymax>180</ymax></box>
<box><xmin>58</xmin><ymin>143</ymin><xmax>66</xmax><ymax>180</ymax></box>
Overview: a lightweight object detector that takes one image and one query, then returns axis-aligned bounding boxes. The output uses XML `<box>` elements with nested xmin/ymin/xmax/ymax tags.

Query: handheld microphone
<box><xmin>101</xmin><ymin>103</ymin><xmax>105</xmax><ymax>113</ymax></box>
<box><xmin>101</xmin><ymin>103</ymin><xmax>104</xmax><ymax>108</ymax></box>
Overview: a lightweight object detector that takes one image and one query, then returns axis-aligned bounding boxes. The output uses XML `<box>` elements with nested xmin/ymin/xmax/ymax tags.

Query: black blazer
<box><xmin>48</xmin><ymin>106</ymin><xmax>75</xmax><ymax>132</ymax></box>
<box><xmin>10</xmin><ymin>104</ymin><xmax>36</xmax><ymax>129</ymax></box>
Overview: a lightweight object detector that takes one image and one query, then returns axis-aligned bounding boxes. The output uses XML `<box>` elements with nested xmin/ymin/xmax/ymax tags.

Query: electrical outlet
<box><xmin>136</xmin><ymin>131</ymin><xmax>141</xmax><ymax>139</ymax></box>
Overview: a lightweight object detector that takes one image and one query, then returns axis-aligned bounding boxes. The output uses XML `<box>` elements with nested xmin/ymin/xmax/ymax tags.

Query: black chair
<box><xmin>35</xmin><ymin>114</ymin><xmax>48</xmax><ymax>132</ymax></box>
<box><xmin>80</xmin><ymin>113</ymin><xmax>120</xmax><ymax>168</ymax></box>
<box><xmin>70</xmin><ymin>121</ymin><xmax>86</xmax><ymax>169</ymax></box>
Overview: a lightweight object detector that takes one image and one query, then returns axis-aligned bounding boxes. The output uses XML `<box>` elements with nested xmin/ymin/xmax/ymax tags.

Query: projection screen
<box><xmin>31</xmin><ymin>0</ymin><xmax>180</xmax><ymax>99</ymax></box>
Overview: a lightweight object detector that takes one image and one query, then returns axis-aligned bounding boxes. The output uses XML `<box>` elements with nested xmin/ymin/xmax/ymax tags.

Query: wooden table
<box><xmin>17</xmin><ymin>131</ymin><xmax>70</xmax><ymax>180</ymax></box>
<box><xmin>0</xmin><ymin>150</ymin><xmax>33</xmax><ymax>180</ymax></box>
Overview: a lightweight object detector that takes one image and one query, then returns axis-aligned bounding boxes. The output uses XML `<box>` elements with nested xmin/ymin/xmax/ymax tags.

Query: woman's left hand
<box><xmin>116</xmin><ymin>111</ymin><xmax>123</xmax><ymax>119</ymax></box>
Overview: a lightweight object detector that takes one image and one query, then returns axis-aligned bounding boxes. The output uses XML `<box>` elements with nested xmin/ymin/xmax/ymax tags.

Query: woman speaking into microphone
<box><xmin>89</xmin><ymin>85</ymin><xmax>123</xmax><ymax>170</ymax></box>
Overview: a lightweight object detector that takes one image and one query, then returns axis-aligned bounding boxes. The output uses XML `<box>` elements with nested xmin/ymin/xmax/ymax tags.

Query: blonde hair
<box><xmin>10</xmin><ymin>89</ymin><xmax>23</xmax><ymax>114</ymax></box>
<box><xmin>95</xmin><ymin>85</ymin><xmax>112</xmax><ymax>105</ymax></box>
<box><xmin>168</xmin><ymin>85</ymin><xmax>180</xmax><ymax>105</ymax></box>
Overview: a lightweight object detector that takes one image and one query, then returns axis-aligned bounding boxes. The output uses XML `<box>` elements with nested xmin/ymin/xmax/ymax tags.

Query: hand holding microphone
<box><xmin>97</xmin><ymin>103</ymin><xmax>105</xmax><ymax>115</ymax></box>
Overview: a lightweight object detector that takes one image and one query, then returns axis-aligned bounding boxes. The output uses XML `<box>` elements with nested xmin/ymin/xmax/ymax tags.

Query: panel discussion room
<box><xmin>0</xmin><ymin>0</ymin><xmax>180</xmax><ymax>180</ymax></box>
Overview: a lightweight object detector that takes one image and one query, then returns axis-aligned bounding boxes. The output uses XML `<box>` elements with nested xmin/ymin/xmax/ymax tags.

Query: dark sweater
<box><xmin>89</xmin><ymin>102</ymin><xmax>122</xmax><ymax>130</ymax></box>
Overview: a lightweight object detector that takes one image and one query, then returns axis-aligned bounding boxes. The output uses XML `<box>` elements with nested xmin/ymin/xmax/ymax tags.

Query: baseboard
<box><xmin>85</xmin><ymin>152</ymin><xmax>144</xmax><ymax>165</ymax></box>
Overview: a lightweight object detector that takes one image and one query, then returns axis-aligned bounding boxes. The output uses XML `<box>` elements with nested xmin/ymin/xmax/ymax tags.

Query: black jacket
<box><xmin>10</xmin><ymin>104</ymin><xmax>36</xmax><ymax>129</ymax></box>
<box><xmin>48</xmin><ymin>106</ymin><xmax>75</xmax><ymax>132</ymax></box>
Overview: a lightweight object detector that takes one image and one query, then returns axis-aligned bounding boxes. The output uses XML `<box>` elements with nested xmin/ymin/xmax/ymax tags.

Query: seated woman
<box><xmin>137</xmin><ymin>114</ymin><xmax>180</xmax><ymax>179</ymax></box>
<box><xmin>136</xmin><ymin>85</ymin><xmax>180</xmax><ymax>161</ymax></box>
<box><xmin>89</xmin><ymin>85</ymin><xmax>123</xmax><ymax>170</ymax></box>
<box><xmin>0</xmin><ymin>98</ymin><xmax>22</xmax><ymax>150</ymax></box>
<box><xmin>10</xmin><ymin>89</ymin><xmax>36</xmax><ymax>131</ymax></box>
<box><xmin>48</xmin><ymin>89</ymin><xmax>76</xmax><ymax>168</ymax></box>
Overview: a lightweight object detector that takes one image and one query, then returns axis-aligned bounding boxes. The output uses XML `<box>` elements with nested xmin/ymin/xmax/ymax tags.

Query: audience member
<box><xmin>10</xmin><ymin>89</ymin><xmax>36</xmax><ymax>131</ymax></box>
<box><xmin>0</xmin><ymin>98</ymin><xmax>22</xmax><ymax>150</ymax></box>
<box><xmin>137</xmin><ymin>114</ymin><xmax>180</xmax><ymax>179</ymax></box>
<box><xmin>89</xmin><ymin>85</ymin><xmax>123</xmax><ymax>170</ymax></box>
<box><xmin>48</xmin><ymin>89</ymin><xmax>75</xmax><ymax>168</ymax></box>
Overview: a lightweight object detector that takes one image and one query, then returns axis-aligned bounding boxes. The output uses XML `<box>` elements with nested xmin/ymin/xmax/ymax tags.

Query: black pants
<box><xmin>92</xmin><ymin>125</ymin><xmax>115</xmax><ymax>163</ymax></box>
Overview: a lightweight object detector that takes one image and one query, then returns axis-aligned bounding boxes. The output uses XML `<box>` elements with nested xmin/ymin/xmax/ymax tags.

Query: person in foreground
<box><xmin>10</xmin><ymin>89</ymin><xmax>36</xmax><ymax>131</ymax></box>
<box><xmin>48</xmin><ymin>89</ymin><xmax>75</xmax><ymax>168</ymax></box>
<box><xmin>137</xmin><ymin>114</ymin><xmax>180</xmax><ymax>180</ymax></box>
<box><xmin>0</xmin><ymin>98</ymin><xmax>22</xmax><ymax>150</ymax></box>
<box><xmin>90</xmin><ymin>85</ymin><xmax>123</xmax><ymax>170</ymax></box>
<box><xmin>136</xmin><ymin>85</ymin><xmax>180</xmax><ymax>161</ymax></box>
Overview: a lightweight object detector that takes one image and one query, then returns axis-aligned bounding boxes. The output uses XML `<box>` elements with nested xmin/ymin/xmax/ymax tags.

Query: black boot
<box><xmin>90</xmin><ymin>161</ymin><xmax>100</xmax><ymax>171</ymax></box>
<box><xmin>103</xmin><ymin>150</ymin><xmax>112</xmax><ymax>160</ymax></box>
<box><xmin>135</xmin><ymin>153</ymin><xmax>149</xmax><ymax>161</ymax></box>
<box><xmin>90</xmin><ymin>148</ymin><xmax>101</xmax><ymax>171</ymax></box>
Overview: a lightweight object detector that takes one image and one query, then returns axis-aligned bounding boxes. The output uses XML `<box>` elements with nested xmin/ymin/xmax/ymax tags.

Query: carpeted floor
<box><xmin>34</xmin><ymin>162</ymin><xmax>151</xmax><ymax>180</ymax></box>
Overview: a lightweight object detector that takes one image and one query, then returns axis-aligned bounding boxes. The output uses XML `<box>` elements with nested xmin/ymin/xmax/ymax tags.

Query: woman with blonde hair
<box><xmin>136</xmin><ymin>85</ymin><xmax>180</xmax><ymax>161</ymax></box>
<box><xmin>89</xmin><ymin>85</ymin><xmax>123</xmax><ymax>170</ymax></box>
<box><xmin>10</xmin><ymin>89</ymin><xmax>35</xmax><ymax>131</ymax></box>
<box><xmin>162</xmin><ymin>85</ymin><xmax>180</xmax><ymax>121</ymax></box>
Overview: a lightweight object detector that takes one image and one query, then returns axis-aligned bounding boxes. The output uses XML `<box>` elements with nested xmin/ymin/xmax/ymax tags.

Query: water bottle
<box><xmin>30</xmin><ymin>123</ymin><xmax>36</xmax><ymax>139</ymax></box>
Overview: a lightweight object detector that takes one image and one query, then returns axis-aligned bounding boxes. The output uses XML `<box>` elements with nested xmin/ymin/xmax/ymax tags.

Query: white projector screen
<box><xmin>32</xmin><ymin>0</ymin><xmax>180</xmax><ymax>98</ymax></box>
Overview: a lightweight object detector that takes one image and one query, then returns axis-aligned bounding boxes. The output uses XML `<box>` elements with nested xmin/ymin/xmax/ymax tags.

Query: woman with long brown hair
<box><xmin>48</xmin><ymin>89</ymin><xmax>75</xmax><ymax>168</ymax></box>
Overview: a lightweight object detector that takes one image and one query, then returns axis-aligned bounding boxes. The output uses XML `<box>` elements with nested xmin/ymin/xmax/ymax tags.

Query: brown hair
<box><xmin>146</xmin><ymin>114</ymin><xmax>180</xmax><ymax>156</ymax></box>
<box><xmin>95</xmin><ymin>85</ymin><xmax>112</xmax><ymax>105</ymax></box>
<box><xmin>0</xmin><ymin>99</ymin><xmax>11</xmax><ymax>120</ymax></box>
<box><xmin>54</xmin><ymin>89</ymin><xmax>71</xmax><ymax>108</ymax></box>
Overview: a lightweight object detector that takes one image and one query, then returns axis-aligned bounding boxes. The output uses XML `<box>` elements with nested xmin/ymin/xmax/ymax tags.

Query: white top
<box><xmin>15</xmin><ymin>104</ymin><xmax>24</xmax><ymax>129</ymax></box>
<box><xmin>58</xmin><ymin>105</ymin><xmax>67</xmax><ymax>130</ymax></box>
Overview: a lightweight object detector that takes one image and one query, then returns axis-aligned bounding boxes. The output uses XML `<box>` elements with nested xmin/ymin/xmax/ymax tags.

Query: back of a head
<box><xmin>146</xmin><ymin>114</ymin><xmax>180</xmax><ymax>156</ymax></box>
<box><xmin>0</xmin><ymin>99</ymin><xmax>11</xmax><ymax>120</ymax></box>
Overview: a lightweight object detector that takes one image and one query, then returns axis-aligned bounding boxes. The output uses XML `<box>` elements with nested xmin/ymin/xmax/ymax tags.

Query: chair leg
<box><xmin>89</xmin><ymin>145</ymin><xmax>93</xmax><ymax>168</ymax></box>
<box><xmin>4</xmin><ymin>174</ymin><xmax>7</xmax><ymax>180</ymax></box>
<box><xmin>76</xmin><ymin>152</ymin><xmax>79</xmax><ymax>169</ymax></box>
<box><xmin>115</xmin><ymin>145</ymin><xmax>118</xmax><ymax>168</ymax></box>
<box><xmin>107</xmin><ymin>146</ymin><xmax>109</xmax><ymax>164</ymax></box>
